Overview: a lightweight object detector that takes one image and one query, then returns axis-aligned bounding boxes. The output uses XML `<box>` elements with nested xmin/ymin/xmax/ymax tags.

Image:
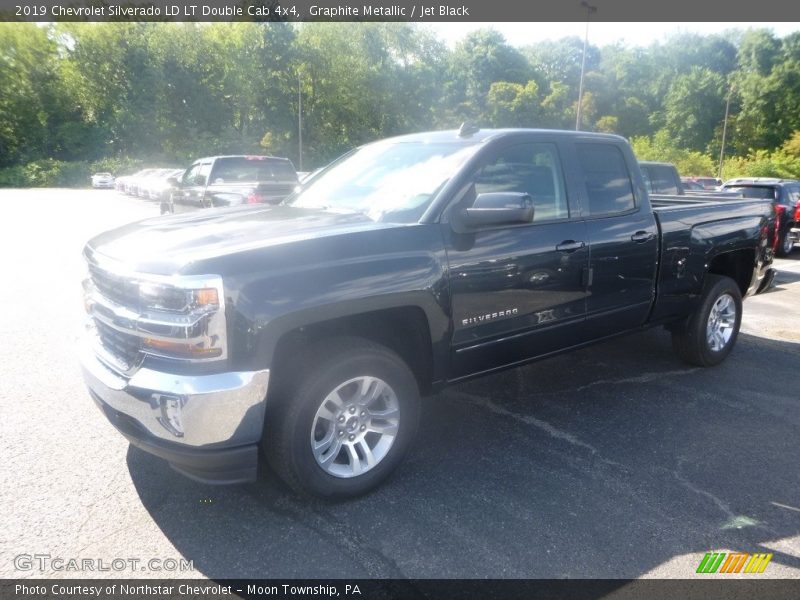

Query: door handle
<box><xmin>556</xmin><ymin>240</ymin><xmax>585</xmax><ymax>253</ymax></box>
<box><xmin>630</xmin><ymin>231</ymin><xmax>655</xmax><ymax>243</ymax></box>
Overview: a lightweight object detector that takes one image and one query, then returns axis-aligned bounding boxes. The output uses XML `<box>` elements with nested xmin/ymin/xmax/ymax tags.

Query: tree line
<box><xmin>2</xmin><ymin>22</ymin><xmax>800</xmax><ymax>185</ymax></box>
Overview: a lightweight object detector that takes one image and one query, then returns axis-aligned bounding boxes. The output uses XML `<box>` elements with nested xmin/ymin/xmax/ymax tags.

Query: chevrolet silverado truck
<box><xmin>167</xmin><ymin>155</ymin><xmax>299</xmax><ymax>212</ymax></box>
<box><xmin>80</xmin><ymin>128</ymin><xmax>775</xmax><ymax>498</ymax></box>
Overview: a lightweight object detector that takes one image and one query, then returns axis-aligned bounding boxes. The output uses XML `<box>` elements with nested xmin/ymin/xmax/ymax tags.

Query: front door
<box><xmin>443</xmin><ymin>140</ymin><xmax>589</xmax><ymax>379</ymax></box>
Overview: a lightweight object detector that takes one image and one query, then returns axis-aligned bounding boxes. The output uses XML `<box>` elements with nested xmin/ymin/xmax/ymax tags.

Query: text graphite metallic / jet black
<box><xmin>80</xmin><ymin>128</ymin><xmax>775</xmax><ymax>498</ymax></box>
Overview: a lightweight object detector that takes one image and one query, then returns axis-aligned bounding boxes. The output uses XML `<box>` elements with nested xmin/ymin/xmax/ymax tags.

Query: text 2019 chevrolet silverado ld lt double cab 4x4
<box><xmin>80</xmin><ymin>129</ymin><xmax>775</xmax><ymax>498</ymax></box>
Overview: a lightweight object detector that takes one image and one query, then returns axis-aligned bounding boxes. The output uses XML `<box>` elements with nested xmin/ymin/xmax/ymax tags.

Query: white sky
<box><xmin>425</xmin><ymin>22</ymin><xmax>800</xmax><ymax>48</ymax></box>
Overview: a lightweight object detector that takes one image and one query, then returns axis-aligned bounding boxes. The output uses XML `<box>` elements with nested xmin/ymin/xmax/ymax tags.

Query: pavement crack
<box><xmin>672</xmin><ymin>459</ymin><xmax>734</xmax><ymax>519</ymax></box>
<box><xmin>448</xmin><ymin>390</ymin><xmax>627</xmax><ymax>471</ymax></box>
<box><xmin>568</xmin><ymin>368</ymin><xmax>699</xmax><ymax>393</ymax></box>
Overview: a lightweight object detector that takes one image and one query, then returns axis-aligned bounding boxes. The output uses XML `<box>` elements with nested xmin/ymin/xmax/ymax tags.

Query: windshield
<box><xmin>725</xmin><ymin>185</ymin><xmax>777</xmax><ymax>200</ymax></box>
<box><xmin>288</xmin><ymin>141</ymin><xmax>480</xmax><ymax>222</ymax></box>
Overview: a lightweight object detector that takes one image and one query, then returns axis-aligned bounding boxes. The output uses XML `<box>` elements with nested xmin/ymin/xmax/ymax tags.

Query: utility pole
<box><xmin>298</xmin><ymin>69</ymin><xmax>303</xmax><ymax>171</ymax></box>
<box><xmin>576</xmin><ymin>1</ymin><xmax>597</xmax><ymax>131</ymax></box>
<box><xmin>718</xmin><ymin>85</ymin><xmax>735</xmax><ymax>179</ymax></box>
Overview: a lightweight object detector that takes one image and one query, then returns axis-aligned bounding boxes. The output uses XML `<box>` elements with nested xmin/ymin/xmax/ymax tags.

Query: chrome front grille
<box><xmin>87</xmin><ymin>264</ymin><xmax>142</xmax><ymax>370</ymax></box>
<box><xmin>89</xmin><ymin>264</ymin><xmax>139</xmax><ymax>309</ymax></box>
<box><xmin>83</xmin><ymin>255</ymin><xmax>227</xmax><ymax>370</ymax></box>
<box><xmin>94</xmin><ymin>319</ymin><xmax>141</xmax><ymax>369</ymax></box>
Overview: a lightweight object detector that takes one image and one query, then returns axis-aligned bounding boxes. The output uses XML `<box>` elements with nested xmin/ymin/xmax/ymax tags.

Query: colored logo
<box><xmin>696</xmin><ymin>552</ymin><xmax>773</xmax><ymax>574</ymax></box>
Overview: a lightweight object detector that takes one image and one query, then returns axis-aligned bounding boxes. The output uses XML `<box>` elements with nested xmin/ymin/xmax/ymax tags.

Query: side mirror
<box><xmin>459</xmin><ymin>192</ymin><xmax>534</xmax><ymax>229</ymax></box>
<box><xmin>166</xmin><ymin>177</ymin><xmax>179</xmax><ymax>186</ymax></box>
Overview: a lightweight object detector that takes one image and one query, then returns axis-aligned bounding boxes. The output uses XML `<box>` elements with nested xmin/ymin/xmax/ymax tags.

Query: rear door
<box><xmin>575</xmin><ymin>142</ymin><xmax>659</xmax><ymax>339</ymax></box>
<box><xmin>443</xmin><ymin>138</ymin><xmax>589</xmax><ymax>378</ymax></box>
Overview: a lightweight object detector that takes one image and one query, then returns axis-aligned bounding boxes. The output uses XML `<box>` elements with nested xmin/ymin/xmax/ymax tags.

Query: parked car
<box><xmin>132</xmin><ymin>168</ymin><xmax>172</xmax><ymax>198</ymax></box>
<box><xmin>721</xmin><ymin>178</ymin><xmax>800</xmax><ymax>256</ymax></box>
<box><xmin>681</xmin><ymin>178</ymin><xmax>705</xmax><ymax>191</ymax></box>
<box><xmin>91</xmin><ymin>172</ymin><xmax>115</xmax><ymax>189</ymax></box>
<box><xmin>141</xmin><ymin>169</ymin><xmax>183</xmax><ymax>201</ymax></box>
<box><xmin>639</xmin><ymin>164</ymin><xmax>741</xmax><ymax>199</ymax></box>
<box><xmin>80</xmin><ymin>128</ymin><xmax>775</xmax><ymax>498</ymax></box>
<box><xmin>170</xmin><ymin>155</ymin><xmax>298</xmax><ymax>208</ymax></box>
<box><xmin>683</xmin><ymin>176</ymin><xmax>722</xmax><ymax>190</ymax></box>
<box><xmin>119</xmin><ymin>169</ymin><xmax>158</xmax><ymax>195</ymax></box>
<box><xmin>114</xmin><ymin>174</ymin><xmax>129</xmax><ymax>193</ymax></box>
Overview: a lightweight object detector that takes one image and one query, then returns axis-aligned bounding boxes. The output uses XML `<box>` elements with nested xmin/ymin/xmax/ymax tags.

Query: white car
<box><xmin>91</xmin><ymin>173</ymin><xmax>115</xmax><ymax>188</ymax></box>
<box><xmin>145</xmin><ymin>169</ymin><xmax>184</xmax><ymax>201</ymax></box>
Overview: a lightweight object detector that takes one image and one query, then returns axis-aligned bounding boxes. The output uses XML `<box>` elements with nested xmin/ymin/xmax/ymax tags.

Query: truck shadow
<box><xmin>126</xmin><ymin>328</ymin><xmax>800</xmax><ymax>579</ymax></box>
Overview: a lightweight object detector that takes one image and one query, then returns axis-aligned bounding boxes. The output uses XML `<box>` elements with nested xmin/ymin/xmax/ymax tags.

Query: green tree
<box><xmin>663</xmin><ymin>67</ymin><xmax>726</xmax><ymax>151</ymax></box>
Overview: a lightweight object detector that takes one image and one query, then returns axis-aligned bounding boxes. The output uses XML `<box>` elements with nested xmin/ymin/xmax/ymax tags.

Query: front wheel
<box><xmin>672</xmin><ymin>274</ymin><xmax>742</xmax><ymax>367</ymax></box>
<box><xmin>264</xmin><ymin>338</ymin><xmax>420</xmax><ymax>499</ymax></box>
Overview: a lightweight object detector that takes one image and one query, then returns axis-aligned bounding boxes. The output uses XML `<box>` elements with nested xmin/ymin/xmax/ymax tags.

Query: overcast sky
<box><xmin>426</xmin><ymin>22</ymin><xmax>800</xmax><ymax>48</ymax></box>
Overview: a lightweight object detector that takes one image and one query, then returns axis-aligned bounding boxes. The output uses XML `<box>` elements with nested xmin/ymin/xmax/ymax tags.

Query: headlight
<box><xmin>84</xmin><ymin>261</ymin><xmax>229</xmax><ymax>365</ymax></box>
<box><xmin>136</xmin><ymin>277</ymin><xmax>227</xmax><ymax>361</ymax></box>
<box><xmin>139</xmin><ymin>283</ymin><xmax>219</xmax><ymax>313</ymax></box>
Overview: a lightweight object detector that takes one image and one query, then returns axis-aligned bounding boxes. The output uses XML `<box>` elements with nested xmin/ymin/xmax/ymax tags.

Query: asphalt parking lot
<box><xmin>1</xmin><ymin>189</ymin><xmax>798</xmax><ymax>580</ymax></box>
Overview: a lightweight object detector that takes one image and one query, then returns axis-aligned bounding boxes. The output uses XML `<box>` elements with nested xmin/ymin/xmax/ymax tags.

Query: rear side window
<box><xmin>577</xmin><ymin>144</ymin><xmax>636</xmax><ymax>216</ymax></box>
<box><xmin>642</xmin><ymin>165</ymin><xmax>679</xmax><ymax>195</ymax></box>
<box><xmin>210</xmin><ymin>157</ymin><xmax>297</xmax><ymax>184</ymax></box>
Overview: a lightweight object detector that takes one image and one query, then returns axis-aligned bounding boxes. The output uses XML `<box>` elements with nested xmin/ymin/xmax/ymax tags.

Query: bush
<box><xmin>630</xmin><ymin>129</ymin><xmax>717</xmax><ymax>176</ymax></box>
<box><xmin>722</xmin><ymin>149</ymin><xmax>800</xmax><ymax>180</ymax></box>
<box><xmin>0</xmin><ymin>157</ymin><xmax>148</xmax><ymax>187</ymax></box>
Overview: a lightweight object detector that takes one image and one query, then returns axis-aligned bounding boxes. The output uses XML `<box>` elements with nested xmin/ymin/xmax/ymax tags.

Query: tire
<box><xmin>672</xmin><ymin>274</ymin><xmax>742</xmax><ymax>367</ymax></box>
<box><xmin>160</xmin><ymin>192</ymin><xmax>175</xmax><ymax>215</ymax></box>
<box><xmin>776</xmin><ymin>226</ymin><xmax>795</xmax><ymax>257</ymax></box>
<box><xmin>264</xmin><ymin>337</ymin><xmax>420</xmax><ymax>499</ymax></box>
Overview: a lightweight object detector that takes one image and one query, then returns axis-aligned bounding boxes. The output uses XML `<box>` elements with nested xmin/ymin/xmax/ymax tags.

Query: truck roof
<box><xmin>192</xmin><ymin>155</ymin><xmax>294</xmax><ymax>163</ymax></box>
<box><xmin>724</xmin><ymin>177</ymin><xmax>798</xmax><ymax>186</ymax></box>
<box><xmin>639</xmin><ymin>161</ymin><xmax>676</xmax><ymax>168</ymax></box>
<box><xmin>377</xmin><ymin>128</ymin><xmax>628</xmax><ymax>145</ymax></box>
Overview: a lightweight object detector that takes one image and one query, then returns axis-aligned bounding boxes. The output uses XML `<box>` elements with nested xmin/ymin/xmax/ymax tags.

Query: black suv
<box><xmin>722</xmin><ymin>178</ymin><xmax>800</xmax><ymax>256</ymax></box>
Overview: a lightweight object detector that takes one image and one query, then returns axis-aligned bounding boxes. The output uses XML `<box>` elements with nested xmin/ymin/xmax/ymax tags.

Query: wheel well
<box><xmin>269</xmin><ymin>307</ymin><xmax>434</xmax><ymax>396</ymax></box>
<box><xmin>707</xmin><ymin>249</ymin><xmax>755</xmax><ymax>296</ymax></box>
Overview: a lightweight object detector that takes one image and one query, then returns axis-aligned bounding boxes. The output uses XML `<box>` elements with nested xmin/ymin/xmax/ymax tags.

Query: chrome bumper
<box><xmin>80</xmin><ymin>339</ymin><xmax>269</xmax><ymax>448</ymax></box>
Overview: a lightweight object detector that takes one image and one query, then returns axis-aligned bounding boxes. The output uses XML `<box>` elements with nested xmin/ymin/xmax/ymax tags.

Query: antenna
<box><xmin>458</xmin><ymin>122</ymin><xmax>480</xmax><ymax>138</ymax></box>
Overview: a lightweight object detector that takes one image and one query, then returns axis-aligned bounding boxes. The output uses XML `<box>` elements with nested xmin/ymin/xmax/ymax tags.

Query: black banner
<box><xmin>4</xmin><ymin>580</ymin><xmax>800</xmax><ymax>600</ymax></box>
<box><xmin>3</xmin><ymin>0</ymin><xmax>800</xmax><ymax>22</ymax></box>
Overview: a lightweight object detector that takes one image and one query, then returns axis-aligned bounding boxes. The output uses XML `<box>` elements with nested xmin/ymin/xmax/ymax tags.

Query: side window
<box><xmin>785</xmin><ymin>186</ymin><xmax>800</xmax><ymax>205</ymax></box>
<box><xmin>182</xmin><ymin>163</ymin><xmax>200</xmax><ymax>185</ymax></box>
<box><xmin>577</xmin><ymin>144</ymin><xmax>636</xmax><ymax>216</ymax></box>
<box><xmin>471</xmin><ymin>143</ymin><xmax>568</xmax><ymax>222</ymax></box>
<box><xmin>196</xmin><ymin>162</ymin><xmax>212</xmax><ymax>186</ymax></box>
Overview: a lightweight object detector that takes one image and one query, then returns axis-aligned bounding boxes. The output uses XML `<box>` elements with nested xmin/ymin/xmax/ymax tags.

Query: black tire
<box><xmin>776</xmin><ymin>226</ymin><xmax>795</xmax><ymax>257</ymax></box>
<box><xmin>160</xmin><ymin>192</ymin><xmax>175</xmax><ymax>215</ymax></box>
<box><xmin>264</xmin><ymin>337</ymin><xmax>420</xmax><ymax>499</ymax></box>
<box><xmin>672</xmin><ymin>274</ymin><xmax>742</xmax><ymax>367</ymax></box>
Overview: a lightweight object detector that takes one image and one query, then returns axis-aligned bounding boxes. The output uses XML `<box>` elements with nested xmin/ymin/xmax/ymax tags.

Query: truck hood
<box><xmin>86</xmin><ymin>205</ymin><xmax>398</xmax><ymax>275</ymax></box>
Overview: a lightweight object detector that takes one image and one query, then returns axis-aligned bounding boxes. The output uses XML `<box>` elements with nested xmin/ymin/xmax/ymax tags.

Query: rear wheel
<box><xmin>672</xmin><ymin>274</ymin><xmax>742</xmax><ymax>367</ymax></box>
<box><xmin>776</xmin><ymin>226</ymin><xmax>796</xmax><ymax>257</ymax></box>
<box><xmin>264</xmin><ymin>337</ymin><xmax>420</xmax><ymax>499</ymax></box>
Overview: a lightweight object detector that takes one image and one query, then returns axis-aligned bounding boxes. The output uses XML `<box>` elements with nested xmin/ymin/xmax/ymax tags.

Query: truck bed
<box><xmin>648</xmin><ymin>194</ymin><xmax>774</xmax><ymax>323</ymax></box>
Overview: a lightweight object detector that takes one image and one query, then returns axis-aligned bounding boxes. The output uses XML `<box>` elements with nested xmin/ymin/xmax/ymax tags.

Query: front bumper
<box><xmin>80</xmin><ymin>341</ymin><xmax>269</xmax><ymax>484</ymax></box>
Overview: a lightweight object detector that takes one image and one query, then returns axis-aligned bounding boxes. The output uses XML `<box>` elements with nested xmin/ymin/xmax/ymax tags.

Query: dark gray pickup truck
<box><xmin>168</xmin><ymin>155</ymin><xmax>299</xmax><ymax>211</ymax></box>
<box><xmin>80</xmin><ymin>128</ymin><xmax>775</xmax><ymax>498</ymax></box>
